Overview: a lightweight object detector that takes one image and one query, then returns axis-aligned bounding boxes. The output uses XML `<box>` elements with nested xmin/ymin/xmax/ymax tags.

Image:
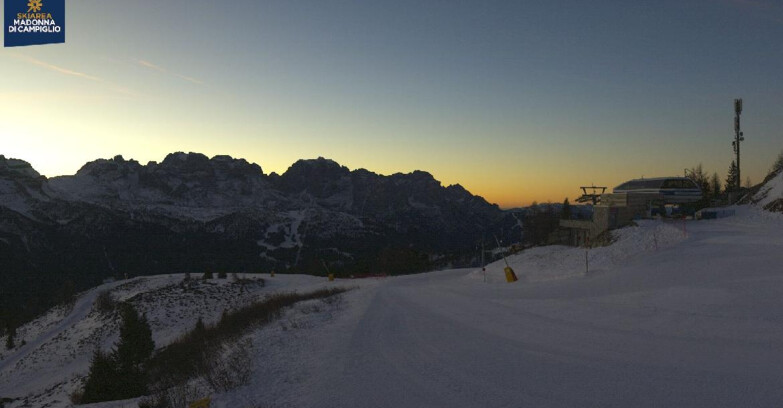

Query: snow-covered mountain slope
<box><xmin>4</xmin><ymin>206</ymin><xmax>782</xmax><ymax>408</ymax></box>
<box><xmin>748</xmin><ymin>169</ymin><xmax>783</xmax><ymax>212</ymax></box>
<box><xmin>0</xmin><ymin>274</ymin><xmax>354</xmax><ymax>408</ymax></box>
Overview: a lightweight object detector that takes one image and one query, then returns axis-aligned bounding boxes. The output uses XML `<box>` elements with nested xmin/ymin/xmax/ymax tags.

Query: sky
<box><xmin>1</xmin><ymin>0</ymin><xmax>782</xmax><ymax>208</ymax></box>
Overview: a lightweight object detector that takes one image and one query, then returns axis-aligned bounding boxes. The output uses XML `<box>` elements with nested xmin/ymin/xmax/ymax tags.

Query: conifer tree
<box><xmin>5</xmin><ymin>324</ymin><xmax>15</xmax><ymax>350</ymax></box>
<box><xmin>194</xmin><ymin>316</ymin><xmax>206</xmax><ymax>339</ymax></box>
<box><xmin>687</xmin><ymin>164</ymin><xmax>711</xmax><ymax>197</ymax></box>
<box><xmin>116</xmin><ymin>304</ymin><xmax>154</xmax><ymax>372</ymax></box>
<box><xmin>561</xmin><ymin>198</ymin><xmax>572</xmax><ymax>220</ymax></box>
<box><xmin>80</xmin><ymin>350</ymin><xmax>119</xmax><ymax>403</ymax></box>
<box><xmin>726</xmin><ymin>161</ymin><xmax>739</xmax><ymax>192</ymax></box>
<box><xmin>771</xmin><ymin>150</ymin><xmax>783</xmax><ymax>176</ymax></box>
<box><xmin>710</xmin><ymin>172</ymin><xmax>722</xmax><ymax>199</ymax></box>
<box><xmin>80</xmin><ymin>303</ymin><xmax>155</xmax><ymax>402</ymax></box>
<box><xmin>115</xmin><ymin>304</ymin><xmax>154</xmax><ymax>398</ymax></box>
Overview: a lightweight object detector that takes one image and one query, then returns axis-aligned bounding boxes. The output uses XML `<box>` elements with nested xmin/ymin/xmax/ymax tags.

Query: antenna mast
<box><xmin>732</xmin><ymin>98</ymin><xmax>744</xmax><ymax>190</ymax></box>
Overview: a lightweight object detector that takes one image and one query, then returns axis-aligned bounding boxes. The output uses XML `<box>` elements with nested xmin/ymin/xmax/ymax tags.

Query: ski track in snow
<box><xmin>0</xmin><ymin>280</ymin><xmax>125</xmax><ymax>374</ymax></box>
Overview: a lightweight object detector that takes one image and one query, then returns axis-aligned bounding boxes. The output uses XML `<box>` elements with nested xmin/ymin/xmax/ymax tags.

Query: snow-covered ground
<box><xmin>214</xmin><ymin>206</ymin><xmax>783</xmax><ymax>408</ymax></box>
<box><xmin>0</xmin><ymin>273</ymin><xmax>354</xmax><ymax>408</ymax></box>
<box><xmin>3</xmin><ymin>206</ymin><xmax>783</xmax><ymax>407</ymax></box>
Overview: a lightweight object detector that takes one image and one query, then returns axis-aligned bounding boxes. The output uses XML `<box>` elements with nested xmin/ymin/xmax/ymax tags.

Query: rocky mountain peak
<box><xmin>0</xmin><ymin>155</ymin><xmax>42</xmax><ymax>180</ymax></box>
<box><xmin>157</xmin><ymin>152</ymin><xmax>264</xmax><ymax>178</ymax></box>
<box><xmin>277</xmin><ymin>157</ymin><xmax>351</xmax><ymax>195</ymax></box>
<box><xmin>75</xmin><ymin>155</ymin><xmax>143</xmax><ymax>179</ymax></box>
<box><xmin>285</xmin><ymin>157</ymin><xmax>349</xmax><ymax>175</ymax></box>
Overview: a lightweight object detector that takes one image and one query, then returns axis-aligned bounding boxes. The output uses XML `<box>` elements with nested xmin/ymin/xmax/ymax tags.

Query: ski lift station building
<box><xmin>559</xmin><ymin>177</ymin><xmax>702</xmax><ymax>246</ymax></box>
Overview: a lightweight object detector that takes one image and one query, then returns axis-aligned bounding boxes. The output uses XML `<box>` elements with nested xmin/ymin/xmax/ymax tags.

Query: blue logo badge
<box><xmin>4</xmin><ymin>0</ymin><xmax>65</xmax><ymax>47</ymax></box>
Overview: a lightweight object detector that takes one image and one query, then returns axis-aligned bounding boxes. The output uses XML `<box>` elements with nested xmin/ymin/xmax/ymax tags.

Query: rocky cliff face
<box><xmin>0</xmin><ymin>153</ymin><xmax>515</xmax><ymax>324</ymax></box>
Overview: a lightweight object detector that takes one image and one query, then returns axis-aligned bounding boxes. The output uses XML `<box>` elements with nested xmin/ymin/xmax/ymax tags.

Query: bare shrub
<box><xmin>141</xmin><ymin>382</ymin><xmax>208</xmax><ymax>408</ymax></box>
<box><xmin>146</xmin><ymin>287</ymin><xmax>349</xmax><ymax>396</ymax></box>
<box><xmin>204</xmin><ymin>338</ymin><xmax>254</xmax><ymax>392</ymax></box>
<box><xmin>299</xmin><ymin>304</ymin><xmax>322</xmax><ymax>315</ymax></box>
<box><xmin>69</xmin><ymin>390</ymin><xmax>83</xmax><ymax>405</ymax></box>
<box><xmin>320</xmin><ymin>293</ymin><xmax>344</xmax><ymax>310</ymax></box>
<box><xmin>94</xmin><ymin>290</ymin><xmax>116</xmax><ymax>315</ymax></box>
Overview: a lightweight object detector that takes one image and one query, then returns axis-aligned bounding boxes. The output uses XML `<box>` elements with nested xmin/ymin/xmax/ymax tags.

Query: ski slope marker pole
<box><xmin>585</xmin><ymin>235</ymin><xmax>590</xmax><ymax>275</ymax></box>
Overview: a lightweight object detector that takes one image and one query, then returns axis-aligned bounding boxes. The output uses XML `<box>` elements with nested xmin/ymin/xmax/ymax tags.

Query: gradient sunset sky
<box><xmin>2</xmin><ymin>0</ymin><xmax>782</xmax><ymax>207</ymax></box>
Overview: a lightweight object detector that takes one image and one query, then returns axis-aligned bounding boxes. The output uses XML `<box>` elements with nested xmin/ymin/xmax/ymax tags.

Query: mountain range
<box><xmin>0</xmin><ymin>152</ymin><xmax>516</xmax><ymax>325</ymax></box>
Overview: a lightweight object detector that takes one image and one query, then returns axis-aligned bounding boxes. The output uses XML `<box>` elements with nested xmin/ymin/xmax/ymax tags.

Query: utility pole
<box><xmin>481</xmin><ymin>240</ymin><xmax>486</xmax><ymax>283</ymax></box>
<box><xmin>732</xmin><ymin>98</ymin><xmax>744</xmax><ymax>191</ymax></box>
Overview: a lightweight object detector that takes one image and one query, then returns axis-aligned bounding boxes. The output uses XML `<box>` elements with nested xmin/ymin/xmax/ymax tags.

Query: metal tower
<box><xmin>732</xmin><ymin>98</ymin><xmax>744</xmax><ymax>190</ymax></box>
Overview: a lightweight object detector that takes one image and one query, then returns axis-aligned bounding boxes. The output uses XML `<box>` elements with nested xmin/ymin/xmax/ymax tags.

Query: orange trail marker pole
<box><xmin>495</xmin><ymin>235</ymin><xmax>518</xmax><ymax>283</ymax></box>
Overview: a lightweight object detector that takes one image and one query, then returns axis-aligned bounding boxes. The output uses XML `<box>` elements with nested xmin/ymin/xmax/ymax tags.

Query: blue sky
<box><xmin>1</xmin><ymin>0</ymin><xmax>782</xmax><ymax>206</ymax></box>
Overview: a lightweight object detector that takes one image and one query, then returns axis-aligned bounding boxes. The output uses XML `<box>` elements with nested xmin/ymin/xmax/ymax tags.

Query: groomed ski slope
<box><xmin>3</xmin><ymin>206</ymin><xmax>783</xmax><ymax>408</ymax></box>
<box><xmin>214</xmin><ymin>206</ymin><xmax>783</xmax><ymax>408</ymax></box>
